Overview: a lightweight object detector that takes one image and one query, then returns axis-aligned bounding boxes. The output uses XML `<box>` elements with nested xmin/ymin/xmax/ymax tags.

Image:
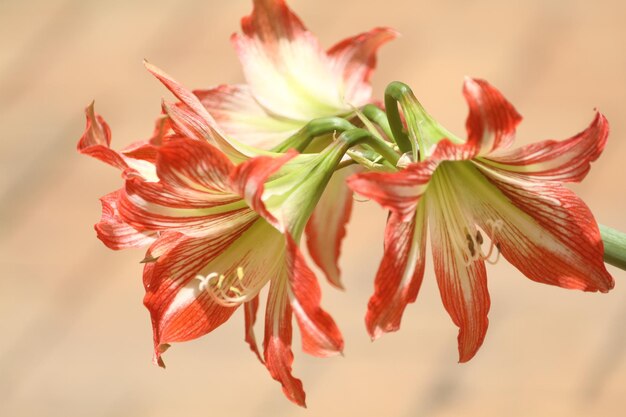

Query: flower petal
<box><xmin>244</xmin><ymin>296</ymin><xmax>263</xmax><ymax>363</ymax></box>
<box><xmin>366</xmin><ymin>201</ymin><xmax>428</xmax><ymax>339</ymax></box>
<box><xmin>428</xmin><ymin>166</ymin><xmax>490</xmax><ymax>362</ymax></box>
<box><xmin>231</xmin><ymin>150</ymin><xmax>299</xmax><ymax>232</ymax></box>
<box><xmin>145</xmin><ymin>219</ymin><xmax>284</xmax><ymax>366</ymax></box>
<box><xmin>156</xmin><ymin>137</ymin><xmax>237</xmax><ymax>197</ymax></box>
<box><xmin>305</xmin><ymin>166</ymin><xmax>355</xmax><ymax>288</ymax></box>
<box><xmin>286</xmin><ymin>234</ymin><xmax>344</xmax><ymax>357</ymax></box>
<box><xmin>327</xmin><ymin>27</ymin><xmax>399</xmax><ymax>105</ymax></box>
<box><xmin>469</xmin><ymin>161</ymin><xmax>614</xmax><ymax>292</ymax></box>
<box><xmin>194</xmin><ymin>84</ymin><xmax>301</xmax><ymax>149</ymax></box>
<box><xmin>77</xmin><ymin>102</ymin><xmax>127</xmax><ymax>170</ymax></box>
<box><xmin>263</xmin><ymin>276</ymin><xmax>307</xmax><ymax>407</ymax></box>
<box><xmin>232</xmin><ymin>0</ymin><xmax>346</xmax><ymax>121</ymax></box>
<box><xmin>95</xmin><ymin>190</ymin><xmax>157</xmax><ymax>250</ymax></box>
<box><xmin>347</xmin><ymin>161</ymin><xmax>433</xmax><ymax>221</ymax></box>
<box><xmin>481</xmin><ymin>112</ymin><xmax>609</xmax><ymax>183</ymax></box>
<box><xmin>145</xmin><ymin>62</ymin><xmax>251</xmax><ymax>161</ymax></box>
<box><xmin>463</xmin><ymin>78</ymin><xmax>522</xmax><ymax>154</ymax></box>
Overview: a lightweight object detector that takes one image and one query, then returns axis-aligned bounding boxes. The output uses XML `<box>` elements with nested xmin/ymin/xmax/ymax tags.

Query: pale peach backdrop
<box><xmin>1</xmin><ymin>0</ymin><xmax>625</xmax><ymax>416</ymax></box>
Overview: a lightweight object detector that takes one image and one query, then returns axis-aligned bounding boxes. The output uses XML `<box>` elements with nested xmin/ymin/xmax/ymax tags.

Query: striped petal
<box><xmin>263</xmin><ymin>276</ymin><xmax>306</xmax><ymax>407</ymax></box>
<box><xmin>232</xmin><ymin>0</ymin><xmax>345</xmax><ymax>121</ymax></box>
<box><xmin>95</xmin><ymin>190</ymin><xmax>156</xmax><ymax>250</ymax></box>
<box><xmin>305</xmin><ymin>166</ymin><xmax>355</xmax><ymax>288</ymax></box>
<box><xmin>428</xmin><ymin>167</ymin><xmax>490</xmax><ymax>363</ymax></box>
<box><xmin>468</xmin><ymin>161</ymin><xmax>614</xmax><ymax>292</ymax></box>
<box><xmin>464</xmin><ymin>78</ymin><xmax>522</xmax><ymax>154</ymax></box>
<box><xmin>77</xmin><ymin>102</ymin><xmax>157</xmax><ymax>180</ymax></box>
<box><xmin>327</xmin><ymin>27</ymin><xmax>399</xmax><ymax>105</ymax></box>
<box><xmin>244</xmin><ymin>296</ymin><xmax>263</xmax><ymax>363</ymax></box>
<box><xmin>194</xmin><ymin>84</ymin><xmax>301</xmax><ymax>149</ymax></box>
<box><xmin>366</xmin><ymin>201</ymin><xmax>427</xmax><ymax>339</ymax></box>
<box><xmin>286</xmin><ymin>234</ymin><xmax>344</xmax><ymax>357</ymax></box>
<box><xmin>145</xmin><ymin>219</ymin><xmax>285</xmax><ymax>366</ymax></box>
<box><xmin>481</xmin><ymin>112</ymin><xmax>609</xmax><ymax>183</ymax></box>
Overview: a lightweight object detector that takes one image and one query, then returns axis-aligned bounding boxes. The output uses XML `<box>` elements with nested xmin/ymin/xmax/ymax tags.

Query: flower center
<box><xmin>463</xmin><ymin>220</ymin><xmax>503</xmax><ymax>266</ymax></box>
<box><xmin>196</xmin><ymin>267</ymin><xmax>256</xmax><ymax>307</ymax></box>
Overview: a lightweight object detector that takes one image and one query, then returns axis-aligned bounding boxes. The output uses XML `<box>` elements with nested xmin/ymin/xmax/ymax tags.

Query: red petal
<box><xmin>429</xmin><ymin>193</ymin><xmax>490</xmax><ymax>363</ymax></box>
<box><xmin>77</xmin><ymin>102</ymin><xmax>127</xmax><ymax>171</ymax></box>
<box><xmin>347</xmin><ymin>161</ymin><xmax>433</xmax><ymax>221</ymax></box>
<box><xmin>156</xmin><ymin>137</ymin><xmax>236</xmax><ymax>195</ymax></box>
<box><xmin>239</xmin><ymin>0</ymin><xmax>307</xmax><ymax>51</ymax></box>
<box><xmin>366</xmin><ymin>204</ymin><xmax>428</xmax><ymax>339</ymax></box>
<box><xmin>483</xmin><ymin>112</ymin><xmax>609</xmax><ymax>183</ymax></box>
<box><xmin>244</xmin><ymin>296</ymin><xmax>263</xmax><ymax>363</ymax></box>
<box><xmin>143</xmin><ymin>235</ymin><xmax>242</xmax><ymax>366</ymax></box>
<box><xmin>305</xmin><ymin>167</ymin><xmax>354</xmax><ymax>289</ymax></box>
<box><xmin>95</xmin><ymin>190</ymin><xmax>156</xmax><ymax>250</ymax></box>
<box><xmin>263</xmin><ymin>277</ymin><xmax>307</xmax><ymax>407</ymax></box>
<box><xmin>286</xmin><ymin>234</ymin><xmax>344</xmax><ymax>357</ymax></box>
<box><xmin>463</xmin><ymin>78</ymin><xmax>522</xmax><ymax>154</ymax></box>
<box><xmin>327</xmin><ymin>27</ymin><xmax>399</xmax><ymax>105</ymax></box>
<box><xmin>472</xmin><ymin>163</ymin><xmax>614</xmax><ymax>292</ymax></box>
<box><xmin>231</xmin><ymin>150</ymin><xmax>298</xmax><ymax>231</ymax></box>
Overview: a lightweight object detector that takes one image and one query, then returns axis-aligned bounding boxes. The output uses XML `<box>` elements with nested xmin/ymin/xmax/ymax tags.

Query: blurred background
<box><xmin>1</xmin><ymin>0</ymin><xmax>625</xmax><ymax>416</ymax></box>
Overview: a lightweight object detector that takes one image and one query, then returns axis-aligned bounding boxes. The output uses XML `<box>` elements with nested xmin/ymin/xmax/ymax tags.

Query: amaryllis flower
<box><xmin>348</xmin><ymin>78</ymin><xmax>615</xmax><ymax>362</ymax></box>
<box><xmin>78</xmin><ymin>98</ymin><xmax>356</xmax><ymax>406</ymax></box>
<box><xmin>193</xmin><ymin>0</ymin><xmax>398</xmax><ymax>288</ymax></box>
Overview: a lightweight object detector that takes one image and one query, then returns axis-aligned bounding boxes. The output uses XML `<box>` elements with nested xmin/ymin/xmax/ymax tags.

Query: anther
<box><xmin>476</xmin><ymin>230</ymin><xmax>483</xmax><ymax>245</ymax></box>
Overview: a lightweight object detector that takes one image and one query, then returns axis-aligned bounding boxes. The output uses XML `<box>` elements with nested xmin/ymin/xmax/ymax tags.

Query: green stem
<box><xmin>338</xmin><ymin>128</ymin><xmax>400</xmax><ymax>166</ymax></box>
<box><xmin>600</xmin><ymin>224</ymin><xmax>626</xmax><ymax>270</ymax></box>
<box><xmin>362</xmin><ymin>104</ymin><xmax>394</xmax><ymax>140</ymax></box>
<box><xmin>384</xmin><ymin>81</ymin><xmax>414</xmax><ymax>154</ymax></box>
<box><xmin>272</xmin><ymin>117</ymin><xmax>356</xmax><ymax>153</ymax></box>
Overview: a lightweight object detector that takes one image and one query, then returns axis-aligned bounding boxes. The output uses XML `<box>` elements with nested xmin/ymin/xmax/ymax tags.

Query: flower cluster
<box><xmin>78</xmin><ymin>0</ymin><xmax>615</xmax><ymax>407</ymax></box>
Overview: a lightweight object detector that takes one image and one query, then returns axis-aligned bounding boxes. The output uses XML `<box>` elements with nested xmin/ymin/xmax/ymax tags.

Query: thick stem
<box><xmin>272</xmin><ymin>117</ymin><xmax>356</xmax><ymax>153</ymax></box>
<box><xmin>600</xmin><ymin>224</ymin><xmax>626</xmax><ymax>270</ymax></box>
<box><xmin>338</xmin><ymin>128</ymin><xmax>400</xmax><ymax>166</ymax></box>
<box><xmin>384</xmin><ymin>82</ymin><xmax>413</xmax><ymax>154</ymax></box>
<box><xmin>362</xmin><ymin>104</ymin><xmax>393</xmax><ymax>139</ymax></box>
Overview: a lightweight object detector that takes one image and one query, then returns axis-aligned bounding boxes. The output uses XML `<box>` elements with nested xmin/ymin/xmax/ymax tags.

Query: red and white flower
<box><xmin>192</xmin><ymin>0</ymin><xmax>398</xmax><ymax>288</ymax></box>
<box><xmin>78</xmin><ymin>98</ymin><xmax>352</xmax><ymax>406</ymax></box>
<box><xmin>348</xmin><ymin>78</ymin><xmax>615</xmax><ymax>362</ymax></box>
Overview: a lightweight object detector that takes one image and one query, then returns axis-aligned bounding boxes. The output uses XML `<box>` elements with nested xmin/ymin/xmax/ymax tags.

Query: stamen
<box><xmin>196</xmin><ymin>267</ymin><xmax>260</xmax><ymax>307</ymax></box>
<box><xmin>463</xmin><ymin>222</ymin><xmax>503</xmax><ymax>266</ymax></box>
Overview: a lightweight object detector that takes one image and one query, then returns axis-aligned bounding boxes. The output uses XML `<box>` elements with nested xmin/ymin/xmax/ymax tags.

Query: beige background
<box><xmin>1</xmin><ymin>0</ymin><xmax>625</xmax><ymax>416</ymax></box>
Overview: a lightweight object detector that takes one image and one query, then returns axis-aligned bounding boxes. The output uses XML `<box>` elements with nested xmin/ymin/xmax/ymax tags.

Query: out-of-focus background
<box><xmin>1</xmin><ymin>0</ymin><xmax>625</xmax><ymax>416</ymax></box>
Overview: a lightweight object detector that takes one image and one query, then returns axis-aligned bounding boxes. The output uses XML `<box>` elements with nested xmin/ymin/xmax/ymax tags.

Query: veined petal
<box><xmin>305</xmin><ymin>166</ymin><xmax>355</xmax><ymax>288</ymax></box>
<box><xmin>231</xmin><ymin>150</ymin><xmax>299</xmax><ymax>232</ymax></box>
<box><xmin>145</xmin><ymin>219</ymin><xmax>285</xmax><ymax>366</ymax></box>
<box><xmin>428</xmin><ymin>165</ymin><xmax>490</xmax><ymax>362</ymax></box>
<box><xmin>263</xmin><ymin>276</ymin><xmax>306</xmax><ymax>407</ymax></box>
<box><xmin>77</xmin><ymin>102</ymin><xmax>126</xmax><ymax>170</ymax></box>
<box><xmin>77</xmin><ymin>102</ymin><xmax>158</xmax><ymax>180</ymax></box>
<box><xmin>232</xmin><ymin>0</ymin><xmax>346</xmax><ymax>121</ymax></box>
<box><xmin>463</xmin><ymin>78</ymin><xmax>522</xmax><ymax>154</ymax></box>
<box><xmin>286</xmin><ymin>234</ymin><xmax>344</xmax><ymax>357</ymax></box>
<box><xmin>481</xmin><ymin>112</ymin><xmax>609</xmax><ymax>183</ymax></box>
<box><xmin>347</xmin><ymin>161</ymin><xmax>433</xmax><ymax>221</ymax></box>
<box><xmin>467</xmin><ymin>161</ymin><xmax>614</xmax><ymax>292</ymax></box>
<box><xmin>366</xmin><ymin>202</ymin><xmax>427</xmax><ymax>339</ymax></box>
<box><xmin>244</xmin><ymin>296</ymin><xmax>263</xmax><ymax>363</ymax></box>
<box><xmin>156</xmin><ymin>137</ymin><xmax>237</xmax><ymax>197</ymax></box>
<box><xmin>145</xmin><ymin>62</ymin><xmax>253</xmax><ymax>161</ymax></box>
<box><xmin>95</xmin><ymin>190</ymin><xmax>157</xmax><ymax>250</ymax></box>
<box><xmin>327</xmin><ymin>27</ymin><xmax>399</xmax><ymax>105</ymax></box>
<box><xmin>194</xmin><ymin>84</ymin><xmax>301</xmax><ymax>149</ymax></box>
<box><xmin>120</xmin><ymin>179</ymin><xmax>255</xmax><ymax>237</ymax></box>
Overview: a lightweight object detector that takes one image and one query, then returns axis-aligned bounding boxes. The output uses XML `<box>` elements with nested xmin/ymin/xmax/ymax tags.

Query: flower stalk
<box><xmin>600</xmin><ymin>224</ymin><xmax>626</xmax><ymax>270</ymax></box>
